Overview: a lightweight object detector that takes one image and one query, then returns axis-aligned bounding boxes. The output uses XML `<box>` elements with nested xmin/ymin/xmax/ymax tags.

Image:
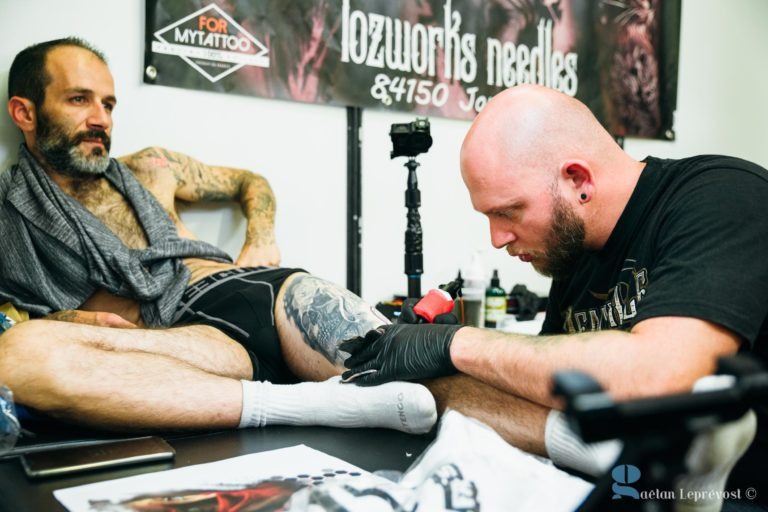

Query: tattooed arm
<box><xmin>119</xmin><ymin>147</ymin><xmax>280</xmax><ymax>266</ymax></box>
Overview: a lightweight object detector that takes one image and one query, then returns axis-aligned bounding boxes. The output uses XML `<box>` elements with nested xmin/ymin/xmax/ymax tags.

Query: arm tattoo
<box><xmin>121</xmin><ymin>147</ymin><xmax>276</xmax><ymax>247</ymax></box>
<box><xmin>121</xmin><ymin>147</ymin><xmax>236</xmax><ymax>201</ymax></box>
<box><xmin>241</xmin><ymin>175</ymin><xmax>276</xmax><ymax>247</ymax></box>
<box><xmin>282</xmin><ymin>275</ymin><xmax>389</xmax><ymax>365</ymax></box>
<box><xmin>161</xmin><ymin>147</ymin><xmax>236</xmax><ymax>201</ymax></box>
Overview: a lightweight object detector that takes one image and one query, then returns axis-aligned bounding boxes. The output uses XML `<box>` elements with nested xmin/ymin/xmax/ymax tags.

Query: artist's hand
<box><xmin>236</xmin><ymin>242</ymin><xmax>281</xmax><ymax>267</ymax></box>
<box><xmin>44</xmin><ymin>310</ymin><xmax>139</xmax><ymax>328</ymax></box>
<box><xmin>398</xmin><ymin>298</ymin><xmax>460</xmax><ymax>325</ymax></box>
<box><xmin>340</xmin><ymin>324</ymin><xmax>462</xmax><ymax>386</ymax></box>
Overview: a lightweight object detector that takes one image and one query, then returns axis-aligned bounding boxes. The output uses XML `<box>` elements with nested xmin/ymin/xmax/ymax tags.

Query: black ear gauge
<box><xmin>580</xmin><ymin>193</ymin><xmax>588</xmax><ymax>201</ymax></box>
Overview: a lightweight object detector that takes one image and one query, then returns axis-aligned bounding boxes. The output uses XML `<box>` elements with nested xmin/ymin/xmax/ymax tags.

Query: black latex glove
<box><xmin>340</xmin><ymin>323</ymin><xmax>462</xmax><ymax>386</ymax></box>
<box><xmin>399</xmin><ymin>298</ymin><xmax>460</xmax><ymax>325</ymax></box>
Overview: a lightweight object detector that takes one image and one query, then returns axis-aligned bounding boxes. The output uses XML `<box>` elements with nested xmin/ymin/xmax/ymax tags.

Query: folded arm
<box><xmin>119</xmin><ymin>147</ymin><xmax>280</xmax><ymax>266</ymax></box>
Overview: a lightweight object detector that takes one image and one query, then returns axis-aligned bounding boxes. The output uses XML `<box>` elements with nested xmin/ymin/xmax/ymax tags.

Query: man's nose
<box><xmin>87</xmin><ymin>103</ymin><xmax>111</xmax><ymax>130</ymax></box>
<box><xmin>489</xmin><ymin>218</ymin><xmax>516</xmax><ymax>249</ymax></box>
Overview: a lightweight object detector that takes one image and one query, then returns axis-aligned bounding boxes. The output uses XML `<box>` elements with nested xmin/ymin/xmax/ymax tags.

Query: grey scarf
<box><xmin>0</xmin><ymin>145</ymin><xmax>232</xmax><ymax>326</ymax></box>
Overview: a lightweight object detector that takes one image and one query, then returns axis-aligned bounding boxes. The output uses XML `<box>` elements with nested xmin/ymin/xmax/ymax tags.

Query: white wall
<box><xmin>1</xmin><ymin>0</ymin><xmax>767</xmax><ymax>306</ymax></box>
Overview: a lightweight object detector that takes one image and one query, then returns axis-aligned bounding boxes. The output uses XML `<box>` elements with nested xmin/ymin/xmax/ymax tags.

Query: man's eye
<box><xmin>70</xmin><ymin>96</ymin><xmax>86</xmax><ymax>104</ymax></box>
<box><xmin>505</xmin><ymin>210</ymin><xmax>525</xmax><ymax>222</ymax></box>
<box><xmin>103</xmin><ymin>103</ymin><xmax>115</xmax><ymax>113</ymax></box>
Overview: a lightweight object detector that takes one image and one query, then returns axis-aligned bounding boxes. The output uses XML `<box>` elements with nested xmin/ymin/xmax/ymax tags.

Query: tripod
<box><xmin>554</xmin><ymin>354</ymin><xmax>767</xmax><ymax>511</ymax></box>
<box><xmin>403</xmin><ymin>156</ymin><xmax>423</xmax><ymax>299</ymax></box>
<box><xmin>389</xmin><ymin>117</ymin><xmax>432</xmax><ymax>299</ymax></box>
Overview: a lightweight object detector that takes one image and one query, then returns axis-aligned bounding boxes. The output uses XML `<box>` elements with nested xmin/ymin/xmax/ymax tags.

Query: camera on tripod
<box><xmin>387</xmin><ymin>117</ymin><xmax>434</xmax><ymax>298</ymax></box>
<box><xmin>389</xmin><ymin>118</ymin><xmax>433</xmax><ymax>159</ymax></box>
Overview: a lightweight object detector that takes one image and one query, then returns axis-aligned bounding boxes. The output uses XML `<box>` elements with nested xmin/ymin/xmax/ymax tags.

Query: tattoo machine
<box><xmin>412</xmin><ymin>279</ymin><xmax>462</xmax><ymax>323</ymax></box>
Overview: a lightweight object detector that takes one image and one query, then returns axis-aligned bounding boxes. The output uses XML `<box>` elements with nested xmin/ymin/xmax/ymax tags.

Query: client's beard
<box><xmin>36</xmin><ymin>110</ymin><xmax>111</xmax><ymax>177</ymax></box>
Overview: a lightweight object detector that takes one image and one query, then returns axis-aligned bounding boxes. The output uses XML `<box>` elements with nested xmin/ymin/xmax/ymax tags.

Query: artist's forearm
<box><xmin>425</xmin><ymin>374</ymin><xmax>549</xmax><ymax>455</ymax></box>
<box><xmin>449</xmin><ymin>330</ymin><xmax>597</xmax><ymax>408</ymax></box>
<box><xmin>450</xmin><ymin>326</ymin><xmax>724</xmax><ymax>408</ymax></box>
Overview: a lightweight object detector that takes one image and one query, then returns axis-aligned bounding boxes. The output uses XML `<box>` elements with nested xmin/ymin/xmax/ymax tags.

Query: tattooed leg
<box><xmin>275</xmin><ymin>273</ymin><xmax>389</xmax><ymax>381</ymax></box>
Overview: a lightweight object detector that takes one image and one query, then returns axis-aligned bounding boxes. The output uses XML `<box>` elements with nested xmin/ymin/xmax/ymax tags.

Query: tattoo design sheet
<box><xmin>55</xmin><ymin>413</ymin><xmax>593</xmax><ymax>511</ymax></box>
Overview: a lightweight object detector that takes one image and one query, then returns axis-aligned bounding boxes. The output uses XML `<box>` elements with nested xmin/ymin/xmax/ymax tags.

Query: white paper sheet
<box><xmin>54</xmin><ymin>444</ymin><xmax>377</xmax><ymax>511</ymax></box>
<box><xmin>54</xmin><ymin>413</ymin><xmax>594</xmax><ymax>512</ymax></box>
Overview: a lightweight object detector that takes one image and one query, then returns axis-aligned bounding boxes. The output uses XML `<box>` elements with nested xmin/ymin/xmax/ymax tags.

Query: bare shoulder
<box><xmin>118</xmin><ymin>146</ymin><xmax>175</xmax><ymax>173</ymax></box>
<box><xmin>117</xmin><ymin>146</ymin><xmax>179</xmax><ymax>190</ymax></box>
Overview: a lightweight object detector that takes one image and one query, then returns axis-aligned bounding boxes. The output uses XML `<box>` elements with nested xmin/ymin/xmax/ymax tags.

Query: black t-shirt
<box><xmin>541</xmin><ymin>155</ymin><xmax>768</xmax><ymax>493</ymax></box>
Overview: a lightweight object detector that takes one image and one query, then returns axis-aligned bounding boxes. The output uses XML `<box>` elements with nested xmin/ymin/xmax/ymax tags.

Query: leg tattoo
<box><xmin>282</xmin><ymin>275</ymin><xmax>389</xmax><ymax>365</ymax></box>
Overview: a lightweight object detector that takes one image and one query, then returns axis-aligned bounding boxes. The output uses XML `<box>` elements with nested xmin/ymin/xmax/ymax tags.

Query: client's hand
<box><xmin>340</xmin><ymin>323</ymin><xmax>462</xmax><ymax>386</ymax></box>
<box><xmin>45</xmin><ymin>309</ymin><xmax>139</xmax><ymax>328</ymax></box>
<box><xmin>236</xmin><ymin>241</ymin><xmax>281</xmax><ymax>267</ymax></box>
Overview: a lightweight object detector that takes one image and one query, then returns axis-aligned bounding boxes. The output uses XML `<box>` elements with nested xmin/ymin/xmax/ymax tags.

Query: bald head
<box><xmin>462</xmin><ymin>85</ymin><xmax>625</xmax><ymax>182</ymax></box>
<box><xmin>460</xmin><ymin>85</ymin><xmax>644</xmax><ymax>253</ymax></box>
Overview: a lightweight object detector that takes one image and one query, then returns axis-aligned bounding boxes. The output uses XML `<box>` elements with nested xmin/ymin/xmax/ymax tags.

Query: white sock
<box><xmin>674</xmin><ymin>376</ymin><xmax>757</xmax><ymax>512</ymax></box>
<box><xmin>238</xmin><ymin>377</ymin><xmax>437</xmax><ymax>434</ymax></box>
<box><xmin>544</xmin><ymin>409</ymin><xmax>623</xmax><ymax>477</ymax></box>
<box><xmin>544</xmin><ymin>375</ymin><xmax>757</xmax><ymax>512</ymax></box>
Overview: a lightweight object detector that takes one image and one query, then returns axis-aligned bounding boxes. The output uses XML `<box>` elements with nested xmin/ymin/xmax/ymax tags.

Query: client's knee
<box><xmin>0</xmin><ymin>320</ymin><xmax>85</xmax><ymax>411</ymax></box>
<box><xmin>277</xmin><ymin>272</ymin><xmax>389</xmax><ymax>358</ymax></box>
<box><xmin>0</xmin><ymin>320</ymin><xmax>46</xmax><ymax>377</ymax></box>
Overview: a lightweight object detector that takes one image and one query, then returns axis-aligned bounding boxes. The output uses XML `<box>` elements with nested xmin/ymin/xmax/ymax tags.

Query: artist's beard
<box><xmin>36</xmin><ymin>110</ymin><xmax>111</xmax><ymax>177</ymax></box>
<box><xmin>532</xmin><ymin>194</ymin><xmax>586</xmax><ymax>280</ymax></box>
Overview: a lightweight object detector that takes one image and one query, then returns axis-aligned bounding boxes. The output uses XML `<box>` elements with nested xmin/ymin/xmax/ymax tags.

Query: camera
<box><xmin>389</xmin><ymin>118</ymin><xmax>433</xmax><ymax>159</ymax></box>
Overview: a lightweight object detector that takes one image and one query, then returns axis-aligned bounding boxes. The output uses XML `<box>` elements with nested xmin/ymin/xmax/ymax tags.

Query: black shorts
<box><xmin>173</xmin><ymin>267</ymin><xmax>306</xmax><ymax>384</ymax></box>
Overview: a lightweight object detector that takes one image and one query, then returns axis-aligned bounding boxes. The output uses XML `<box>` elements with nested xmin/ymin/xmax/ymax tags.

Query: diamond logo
<box><xmin>152</xmin><ymin>3</ymin><xmax>269</xmax><ymax>83</ymax></box>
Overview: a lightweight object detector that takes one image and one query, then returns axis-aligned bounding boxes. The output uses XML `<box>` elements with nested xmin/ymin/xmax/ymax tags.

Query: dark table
<box><xmin>0</xmin><ymin>426</ymin><xmax>435</xmax><ymax>512</ymax></box>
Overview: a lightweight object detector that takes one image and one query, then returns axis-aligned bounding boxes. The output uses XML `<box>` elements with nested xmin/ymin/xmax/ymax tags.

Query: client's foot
<box><xmin>239</xmin><ymin>377</ymin><xmax>437</xmax><ymax>434</ymax></box>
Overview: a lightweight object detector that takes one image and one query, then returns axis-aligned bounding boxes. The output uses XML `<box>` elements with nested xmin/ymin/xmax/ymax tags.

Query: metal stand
<box><xmin>554</xmin><ymin>354</ymin><xmax>768</xmax><ymax>512</ymax></box>
<box><xmin>404</xmin><ymin>157</ymin><xmax>423</xmax><ymax>299</ymax></box>
<box><xmin>346</xmin><ymin>106</ymin><xmax>362</xmax><ymax>296</ymax></box>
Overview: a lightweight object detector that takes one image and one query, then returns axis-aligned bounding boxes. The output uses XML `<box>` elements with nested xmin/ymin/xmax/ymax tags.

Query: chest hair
<box><xmin>67</xmin><ymin>178</ymin><xmax>149</xmax><ymax>249</ymax></box>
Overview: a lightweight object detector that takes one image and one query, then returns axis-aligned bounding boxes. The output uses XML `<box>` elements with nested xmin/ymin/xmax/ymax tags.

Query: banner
<box><xmin>145</xmin><ymin>0</ymin><xmax>681</xmax><ymax>139</ymax></box>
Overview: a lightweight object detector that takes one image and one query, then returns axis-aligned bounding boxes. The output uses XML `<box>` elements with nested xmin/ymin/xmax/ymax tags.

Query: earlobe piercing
<box><xmin>580</xmin><ymin>193</ymin><xmax>588</xmax><ymax>201</ymax></box>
